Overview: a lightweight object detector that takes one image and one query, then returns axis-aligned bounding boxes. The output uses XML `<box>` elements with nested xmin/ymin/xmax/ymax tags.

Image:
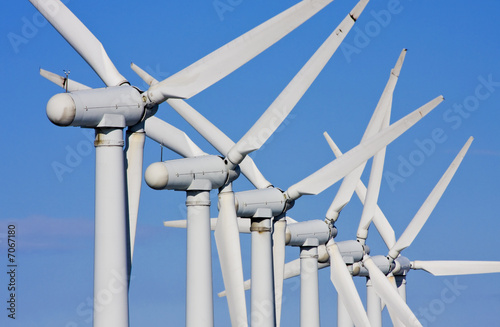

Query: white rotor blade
<box><xmin>327</xmin><ymin>241</ymin><xmax>371</xmax><ymax>327</ymax></box>
<box><xmin>163</xmin><ymin>219</ymin><xmax>193</xmax><ymax>229</ymax></box>
<box><xmin>356</xmin><ymin>108</ymin><xmax>391</xmax><ymax>241</ymax></box>
<box><xmin>324</xmin><ymin>49</ymin><xmax>406</xmax><ymax>222</ymax></box>
<box><xmin>131</xmin><ymin>62</ymin><xmax>158</xmax><ymax>86</ymax></box>
<box><xmin>30</xmin><ymin>0</ymin><xmax>127</xmax><ymax>87</ymax></box>
<box><xmin>286</xmin><ymin>96</ymin><xmax>444</xmax><ymax>200</ymax></box>
<box><xmin>355</xmin><ymin>182</ymin><xmax>396</xmax><ymax>250</ymax></box>
<box><xmin>412</xmin><ymin>260</ymin><xmax>500</xmax><ymax>276</ymax></box>
<box><xmin>324</xmin><ymin>132</ymin><xmax>396</xmax><ymax>248</ymax></box>
<box><xmin>147</xmin><ymin>0</ymin><xmax>338</xmax><ymax>103</ymax></box>
<box><xmin>360</xmin><ymin>48</ymin><xmax>406</xmax><ymax>140</ymax></box>
<box><xmin>214</xmin><ymin>190</ymin><xmax>248</xmax><ymax>326</ymax></box>
<box><xmin>164</xmin><ymin>217</ymin><xmax>251</xmax><ymax>233</ymax></box>
<box><xmin>143</xmin><ymin>116</ymin><xmax>206</xmax><ymax>158</ymax></box>
<box><xmin>282</xmin><ymin>257</ymin><xmax>331</xmax><ymax>280</ymax></box>
<box><xmin>218</xmin><ymin>279</ymin><xmax>252</xmax><ymax>298</ymax></box>
<box><xmin>283</xmin><ymin>258</ymin><xmax>301</xmax><ymax>282</ymax></box>
<box><xmin>363</xmin><ymin>257</ymin><xmax>422</xmax><ymax>327</ymax></box>
<box><xmin>167</xmin><ymin>98</ymin><xmax>272</xmax><ymax>189</ymax></box>
<box><xmin>273</xmin><ymin>219</ymin><xmax>287</xmax><ymax>327</ymax></box>
<box><xmin>40</xmin><ymin>68</ymin><xmax>92</xmax><ymax>91</ymax></box>
<box><xmin>226</xmin><ymin>0</ymin><xmax>369</xmax><ymax>164</ymax></box>
<box><xmin>386</xmin><ymin>275</ymin><xmax>404</xmax><ymax>327</ymax></box>
<box><xmin>125</xmin><ymin>127</ymin><xmax>145</xmax><ymax>262</ymax></box>
<box><xmin>388</xmin><ymin>137</ymin><xmax>474</xmax><ymax>259</ymax></box>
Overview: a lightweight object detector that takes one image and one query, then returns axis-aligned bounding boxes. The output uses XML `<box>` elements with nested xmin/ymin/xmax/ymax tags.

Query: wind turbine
<box><xmin>142</xmin><ymin>2</ymin><xmax>372</xmax><ymax>325</ymax></box>
<box><xmin>171</xmin><ymin>64</ymin><xmax>442</xmax><ymax>327</ymax></box>
<box><xmin>360</xmin><ymin>137</ymin><xmax>474</xmax><ymax>327</ymax></box>
<box><xmin>327</xmin><ymin>120</ymin><xmax>500</xmax><ymax>327</ymax></box>
<box><xmin>219</xmin><ymin>48</ymin><xmax>410</xmax><ymax>327</ymax></box>
<box><xmin>275</xmin><ymin>48</ymin><xmax>406</xmax><ymax>327</ymax></box>
<box><xmin>31</xmin><ymin>0</ymin><xmax>352</xmax><ymax>325</ymax></box>
<box><xmin>274</xmin><ymin>135</ymin><xmax>479</xmax><ymax>327</ymax></box>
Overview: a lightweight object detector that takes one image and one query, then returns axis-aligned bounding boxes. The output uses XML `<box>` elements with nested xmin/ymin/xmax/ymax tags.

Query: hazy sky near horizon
<box><xmin>2</xmin><ymin>0</ymin><xmax>500</xmax><ymax>326</ymax></box>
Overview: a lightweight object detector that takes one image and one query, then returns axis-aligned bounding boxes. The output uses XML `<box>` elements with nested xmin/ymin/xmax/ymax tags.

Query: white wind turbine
<box><xmin>326</xmin><ymin>123</ymin><xmax>500</xmax><ymax>327</ymax></box>
<box><xmin>270</xmin><ymin>48</ymin><xmax>406</xmax><ymax>326</ymax></box>
<box><xmin>139</xmin><ymin>2</ymin><xmax>371</xmax><ymax>326</ymax></box>
<box><xmin>320</xmin><ymin>46</ymin><xmax>460</xmax><ymax>326</ymax></box>
<box><xmin>169</xmin><ymin>49</ymin><xmax>443</xmax><ymax>327</ymax></box>
<box><xmin>31</xmin><ymin>0</ymin><xmax>354</xmax><ymax>325</ymax></box>
<box><xmin>275</xmin><ymin>133</ymin><xmax>500</xmax><ymax>327</ymax></box>
<box><xmin>218</xmin><ymin>48</ymin><xmax>410</xmax><ymax>327</ymax></box>
<box><xmin>141</xmin><ymin>2</ymin><xmax>373</xmax><ymax>324</ymax></box>
<box><xmin>323</xmin><ymin>48</ymin><xmax>406</xmax><ymax>327</ymax></box>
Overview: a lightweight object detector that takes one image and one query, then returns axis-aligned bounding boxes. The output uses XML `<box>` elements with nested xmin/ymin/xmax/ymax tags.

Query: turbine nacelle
<box><xmin>336</xmin><ymin>240</ymin><xmax>366</xmax><ymax>265</ymax></box>
<box><xmin>233</xmin><ymin>188</ymin><xmax>293</xmax><ymax>218</ymax></box>
<box><xmin>145</xmin><ymin>155</ymin><xmax>240</xmax><ymax>191</ymax></box>
<box><xmin>357</xmin><ymin>255</ymin><xmax>395</xmax><ymax>277</ymax></box>
<box><xmin>285</xmin><ymin>219</ymin><xmax>332</xmax><ymax>247</ymax></box>
<box><xmin>46</xmin><ymin>85</ymin><xmax>157</xmax><ymax>128</ymax></box>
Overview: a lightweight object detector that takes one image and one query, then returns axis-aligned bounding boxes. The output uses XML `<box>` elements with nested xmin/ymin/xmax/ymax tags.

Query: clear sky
<box><xmin>2</xmin><ymin>0</ymin><xmax>500</xmax><ymax>326</ymax></box>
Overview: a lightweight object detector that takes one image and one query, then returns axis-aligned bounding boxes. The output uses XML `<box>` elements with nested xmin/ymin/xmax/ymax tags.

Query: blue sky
<box><xmin>2</xmin><ymin>0</ymin><xmax>500</xmax><ymax>326</ymax></box>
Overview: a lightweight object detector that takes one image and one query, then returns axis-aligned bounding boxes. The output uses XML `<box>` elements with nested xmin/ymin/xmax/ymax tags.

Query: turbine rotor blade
<box><xmin>324</xmin><ymin>49</ymin><xmax>406</xmax><ymax>222</ymax></box>
<box><xmin>147</xmin><ymin>0</ymin><xmax>338</xmax><ymax>103</ymax></box>
<box><xmin>386</xmin><ymin>275</ymin><xmax>404</xmax><ymax>327</ymax></box>
<box><xmin>286</xmin><ymin>96</ymin><xmax>444</xmax><ymax>200</ymax></box>
<box><xmin>363</xmin><ymin>257</ymin><xmax>422</xmax><ymax>327</ymax></box>
<box><xmin>356</xmin><ymin>108</ymin><xmax>390</xmax><ymax>241</ymax></box>
<box><xmin>30</xmin><ymin>0</ymin><xmax>127</xmax><ymax>87</ymax></box>
<box><xmin>412</xmin><ymin>260</ymin><xmax>500</xmax><ymax>276</ymax></box>
<box><xmin>323</xmin><ymin>132</ymin><xmax>396</xmax><ymax>249</ymax></box>
<box><xmin>226</xmin><ymin>0</ymin><xmax>370</xmax><ymax>165</ymax></box>
<box><xmin>388</xmin><ymin>137</ymin><xmax>474</xmax><ymax>259</ymax></box>
<box><xmin>327</xmin><ymin>241</ymin><xmax>371</xmax><ymax>327</ymax></box>
<box><xmin>164</xmin><ymin>218</ymin><xmax>251</xmax><ymax>233</ymax></box>
<box><xmin>214</xmin><ymin>189</ymin><xmax>248</xmax><ymax>326</ymax></box>
<box><xmin>143</xmin><ymin>116</ymin><xmax>207</xmax><ymax>158</ymax></box>
<box><xmin>356</xmin><ymin>181</ymin><xmax>396</xmax><ymax>250</ymax></box>
<box><xmin>218</xmin><ymin>279</ymin><xmax>251</xmax><ymax>298</ymax></box>
<box><xmin>40</xmin><ymin>68</ymin><xmax>92</xmax><ymax>91</ymax></box>
<box><xmin>125</xmin><ymin>126</ymin><xmax>145</xmax><ymax>262</ymax></box>
<box><xmin>131</xmin><ymin>63</ymin><xmax>159</xmax><ymax>86</ymax></box>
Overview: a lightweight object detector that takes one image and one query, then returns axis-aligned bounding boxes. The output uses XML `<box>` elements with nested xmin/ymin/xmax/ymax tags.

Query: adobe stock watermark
<box><xmin>341</xmin><ymin>0</ymin><xmax>411</xmax><ymax>63</ymax></box>
<box><xmin>8</xmin><ymin>0</ymin><xmax>71</xmax><ymax>54</ymax></box>
<box><xmin>384</xmin><ymin>74</ymin><xmax>500</xmax><ymax>192</ymax></box>
<box><xmin>213</xmin><ymin>0</ymin><xmax>243</xmax><ymax>22</ymax></box>
<box><xmin>416</xmin><ymin>278</ymin><xmax>467</xmax><ymax>326</ymax></box>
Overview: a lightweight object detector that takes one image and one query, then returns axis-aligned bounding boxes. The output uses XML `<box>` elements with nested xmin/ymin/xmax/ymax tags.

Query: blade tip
<box><xmin>350</xmin><ymin>0</ymin><xmax>369</xmax><ymax>21</ymax></box>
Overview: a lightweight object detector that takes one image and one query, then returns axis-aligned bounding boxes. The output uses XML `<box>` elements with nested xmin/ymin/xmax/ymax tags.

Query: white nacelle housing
<box><xmin>234</xmin><ymin>188</ymin><xmax>290</xmax><ymax>218</ymax></box>
<box><xmin>357</xmin><ymin>255</ymin><xmax>395</xmax><ymax>277</ymax></box>
<box><xmin>335</xmin><ymin>240</ymin><xmax>365</xmax><ymax>264</ymax></box>
<box><xmin>46</xmin><ymin>86</ymin><xmax>146</xmax><ymax>128</ymax></box>
<box><xmin>286</xmin><ymin>220</ymin><xmax>331</xmax><ymax>247</ymax></box>
<box><xmin>145</xmin><ymin>155</ymin><xmax>239</xmax><ymax>191</ymax></box>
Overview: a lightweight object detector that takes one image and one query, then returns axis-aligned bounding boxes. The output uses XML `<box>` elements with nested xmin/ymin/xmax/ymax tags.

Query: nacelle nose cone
<box><xmin>46</xmin><ymin>93</ymin><xmax>76</xmax><ymax>126</ymax></box>
<box><xmin>145</xmin><ymin>162</ymin><xmax>169</xmax><ymax>190</ymax></box>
